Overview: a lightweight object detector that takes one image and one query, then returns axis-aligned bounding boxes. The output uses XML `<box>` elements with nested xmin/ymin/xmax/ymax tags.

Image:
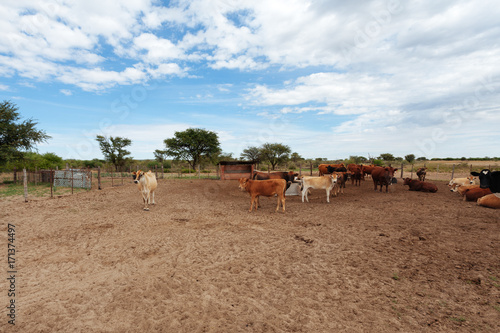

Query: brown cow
<box><xmin>371</xmin><ymin>166</ymin><xmax>398</xmax><ymax>192</ymax></box>
<box><xmin>350</xmin><ymin>166</ymin><xmax>363</xmax><ymax>186</ymax></box>
<box><xmin>403</xmin><ymin>178</ymin><xmax>438</xmax><ymax>193</ymax></box>
<box><xmin>318</xmin><ymin>163</ymin><xmax>345</xmax><ymax>176</ymax></box>
<box><xmin>477</xmin><ymin>193</ymin><xmax>500</xmax><ymax>209</ymax></box>
<box><xmin>416</xmin><ymin>167</ymin><xmax>427</xmax><ymax>181</ymax></box>
<box><xmin>238</xmin><ymin>178</ymin><xmax>286</xmax><ymax>212</ymax></box>
<box><xmin>463</xmin><ymin>187</ymin><xmax>492</xmax><ymax>202</ymax></box>
<box><xmin>457</xmin><ymin>184</ymin><xmax>480</xmax><ymax>196</ymax></box>
<box><xmin>361</xmin><ymin>164</ymin><xmax>376</xmax><ymax>178</ymax></box>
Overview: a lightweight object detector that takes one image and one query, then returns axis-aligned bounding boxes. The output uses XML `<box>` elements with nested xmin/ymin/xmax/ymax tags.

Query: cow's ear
<box><xmin>471</xmin><ymin>172</ymin><xmax>480</xmax><ymax>176</ymax></box>
<box><xmin>394</xmin><ymin>169</ymin><xmax>398</xmax><ymax>172</ymax></box>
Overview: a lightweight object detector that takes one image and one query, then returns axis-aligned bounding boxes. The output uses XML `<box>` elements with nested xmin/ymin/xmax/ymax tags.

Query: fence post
<box><xmin>299</xmin><ymin>164</ymin><xmax>302</xmax><ymax>176</ymax></box>
<box><xmin>13</xmin><ymin>168</ymin><xmax>17</xmax><ymax>184</ymax></box>
<box><xmin>23</xmin><ymin>168</ymin><xmax>28</xmax><ymax>203</ymax></box>
<box><xmin>50</xmin><ymin>169</ymin><xmax>53</xmax><ymax>198</ymax></box>
<box><xmin>71</xmin><ymin>168</ymin><xmax>74</xmax><ymax>195</ymax></box>
<box><xmin>400</xmin><ymin>163</ymin><xmax>404</xmax><ymax>179</ymax></box>
<box><xmin>98</xmin><ymin>166</ymin><xmax>102</xmax><ymax>190</ymax></box>
<box><xmin>310</xmin><ymin>162</ymin><xmax>313</xmax><ymax>176</ymax></box>
<box><xmin>410</xmin><ymin>164</ymin><xmax>414</xmax><ymax>179</ymax></box>
<box><xmin>451</xmin><ymin>164</ymin><xmax>455</xmax><ymax>180</ymax></box>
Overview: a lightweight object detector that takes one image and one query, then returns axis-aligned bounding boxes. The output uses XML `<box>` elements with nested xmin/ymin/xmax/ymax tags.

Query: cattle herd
<box><xmin>132</xmin><ymin>165</ymin><xmax>500</xmax><ymax>212</ymax></box>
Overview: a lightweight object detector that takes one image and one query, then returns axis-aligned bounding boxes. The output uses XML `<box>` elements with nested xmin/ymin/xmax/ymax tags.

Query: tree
<box><xmin>348</xmin><ymin>155</ymin><xmax>368</xmax><ymax>164</ymax></box>
<box><xmin>290</xmin><ymin>152</ymin><xmax>303</xmax><ymax>163</ymax></box>
<box><xmin>259</xmin><ymin>143</ymin><xmax>291</xmax><ymax>170</ymax></box>
<box><xmin>240</xmin><ymin>146</ymin><xmax>261</xmax><ymax>162</ymax></box>
<box><xmin>0</xmin><ymin>100</ymin><xmax>51</xmax><ymax>166</ymax></box>
<box><xmin>163</xmin><ymin>128</ymin><xmax>220</xmax><ymax>172</ymax></box>
<box><xmin>379</xmin><ymin>153</ymin><xmax>395</xmax><ymax>162</ymax></box>
<box><xmin>96</xmin><ymin>135</ymin><xmax>132</xmax><ymax>171</ymax></box>
<box><xmin>405</xmin><ymin>154</ymin><xmax>416</xmax><ymax>164</ymax></box>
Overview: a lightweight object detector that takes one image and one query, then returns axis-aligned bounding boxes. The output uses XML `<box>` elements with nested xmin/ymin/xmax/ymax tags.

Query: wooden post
<box><xmin>299</xmin><ymin>164</ymin><xmax>302</xmax><ymax>176</ymax></box>
<box><xmin>310</xmin><ymin>162</ymin><xmax>313</xmax><ymax>176</ymax></box>
<box><xmin>13</xmin><ymin>168</ymin><xmax>17</xmax><ymax>184</ymax></box>
<box><xmin>50</xmin><ymin>169</ymin><xmax>53</xmax><ymax>198</ymax></box>
<box><xmin>35</xmin><ymin>166</ymin><xmax>38</xmax><ymax>186</ymax></box>
<box><xmin>162</xmin><ymin>164</ymin><xmax>164</xmax><ymax>179</ymax></box>
<box><xmin>71</xmin><ymin>168</ymin><xmax>74</xmax><ymax>194</ymax></box>
<box><xmin>451</xmin><ymin>164</ymin><xmax>455</xmax><ymax>180</ymax></box>
<box><xmin>400</xmin><ymin>163</ymin><xmax>404</xmax><ymax>179</ymax></box>
<box><xmin>111</xmin><ymin>169</ymin><xmax>114</xmax><ymax>187</ymax></box>
<box><xmin>23</xmin><ymin>168</ymin><xmax>28</xmax><ymax>202</ymax></box>
<box><xmin>410</xmin><ymin>164</ymin><xmax>414</xmax><ymax>179</ymax></box>
<box><xmin>98</xmin><ymin>166</ymin><xmax>102</xmax><ymax>190</ymax></box>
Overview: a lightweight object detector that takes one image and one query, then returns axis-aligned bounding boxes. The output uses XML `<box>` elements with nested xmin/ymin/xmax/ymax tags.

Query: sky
<box><xmin>1</xmin><ymin>0</ymin><xmax>499</xmax><ymax>161</ymax></box>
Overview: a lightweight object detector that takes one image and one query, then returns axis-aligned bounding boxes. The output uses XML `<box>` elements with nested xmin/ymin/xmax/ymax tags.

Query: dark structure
<box><xmin>219</xmin><ymin>161</ymin><xmax>255</xmax><ymax>180</ymax></box>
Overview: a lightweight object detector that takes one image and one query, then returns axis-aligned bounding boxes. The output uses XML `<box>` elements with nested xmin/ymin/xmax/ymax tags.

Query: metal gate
<box><xmin>53</xmin><ymin>169</ymin><xmax>92</xmax><ymax>189</ymax></box>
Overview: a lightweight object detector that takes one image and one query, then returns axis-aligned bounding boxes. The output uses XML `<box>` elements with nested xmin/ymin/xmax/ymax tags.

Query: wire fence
<box><xmin>1</xmin><ymin>162</ymin><xmax>499</xmax><ymax>201</ymax></box>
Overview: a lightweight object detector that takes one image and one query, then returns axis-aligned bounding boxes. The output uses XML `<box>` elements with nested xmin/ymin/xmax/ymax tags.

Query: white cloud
<box><xmin>60</xmin><ymin>89</ymin><xmax>72</xmax><ymax>96</ymax></box>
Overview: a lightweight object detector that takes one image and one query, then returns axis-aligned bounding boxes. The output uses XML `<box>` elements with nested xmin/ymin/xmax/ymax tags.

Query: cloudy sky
<box><xmin>1</xmin><ymin>0</ymin><xmax>499</xmax><ymax>161</ymax></box>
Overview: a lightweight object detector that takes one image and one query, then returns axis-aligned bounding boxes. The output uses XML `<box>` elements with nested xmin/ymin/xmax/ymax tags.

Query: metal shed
<box><xmin>219</xmin><ymin>161</ymin><xmax>255</xmax><ymax>180</ymax></box>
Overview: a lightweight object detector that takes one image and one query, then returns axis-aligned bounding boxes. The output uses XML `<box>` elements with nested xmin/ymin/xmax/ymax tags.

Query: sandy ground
<box><xmin>1</xmin><ymin>177</ymin><xmax>499</xmax><ymax>332</ymax></box>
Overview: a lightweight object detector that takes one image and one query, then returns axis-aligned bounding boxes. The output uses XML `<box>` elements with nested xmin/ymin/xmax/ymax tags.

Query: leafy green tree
<box><xmin>240</xmin><ymin>146</ymin><xmax>261</xmax><ymax>162</ymax></box>
<box><xmin>0</xmin><ymin>100</ymin><xmax>51</xmax><ymax>166</ymax></box>
<box><xmin>405</xmin><ymin>154</ymin><xmax>416</xmax><ymax>164</ymax></box>
<box><xmin>348</xmin><ymin>155</ymin><xmax>368</xmax><ymax>164</ymax></box>
<box><xmin>259</xmin><ymin>143</ymin><xmax>291</xmax><ymax>170</ymax></box>
<box><xmin>163</xmin><ymin>128</ymin><xmax>221</xmax><ymax>171</ymax></box>
<box><xmin>96</xmin><ymin>135</ymin><xmax>132</xmax><ymax>171</ymax></box>
<box><xmin>290</xmin><ymin>152</ymin><xmax>303</xmax><ymax>163</ymax></box>
<box><xmin>379</xmin><ymin>153</ymin><xmax>395</xmax><ymax>162</ymax></box>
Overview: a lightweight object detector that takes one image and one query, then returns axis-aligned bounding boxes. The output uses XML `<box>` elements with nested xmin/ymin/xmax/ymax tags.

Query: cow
<box><xmin>371</xmin><ymin>166</ymin><xmax>398</xmax><ymax>192</ymax></box>
<box><xmin>416</xmin><ymin>167</ymin><xmax>427</xmax><ymax>181</ymax></box>
<box><xmin>403</xmin><ymin>178</ymin><xmax>438</xmax><ymax>193</ymax></box>
<box><xmin>318</xmin><ymin>163</ymin><xmax>345</xmax><ymax>176</ymax></box>
<box><xmin>448</xmin><ymin>176</ymin><xmax>477</xmax><ymax>192</ymax></box>
<box><xmin>299</xmin><ymin>174</ymin><xmax>338</xmax><ymax>203</ymax></box>
<box><xmin>361</xmin><ymin>164</ymin><xmax>376</xmax><ymax>178</ymax></box>
<box><xmin>350</xmin><ymin>165</ymin><xmax>363</xmax><ymax>186</ymax></box>
<box><xmin>470</xmin><ymin>169</ymin><xmax>500</xmax><ymax>193</ymax></box>
<box><xmin>326</xmin><ymin>165</ymin><xmax>347</xmax><ymax>173</ymax></box>
<box><xmin>332</xmin><ymin>172</ymin><xmax>348</xmax><ymax>196</ymax></box>
<box><xmin>477</xmin><ymin>194</ymin><xmax>500</xmax><ymax>209</ymax></box>
<box><xmin>457</xmin><ymin>184</ymin><xmax>480</xmax><ymax>196</ymax></box>
<box><xmin>132</xmin><ymin>170</ymin><xmax>157</xmax><ymax>211</ymax></box>
<box><xmin>238</xmin><ymin>178</ymin><xmax>286</xmax><ymax>212</ymax></box>
<box><xmin>470</xmin><ymin>169</ymin><xmax>500</xmax><ymax>209</ymax></box>
<box><xmin>252</xmin><ymin>171</ymin><xmax>298</xmax><ymax>192</ymax></box>
<box><xmin>463</xmin><ymin>187</ymin><xmax>492</xmax><ymax>202</ymax></box>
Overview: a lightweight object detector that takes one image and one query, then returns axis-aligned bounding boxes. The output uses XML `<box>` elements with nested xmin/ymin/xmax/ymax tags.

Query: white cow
<box><xmin>448</xmin><ymin>176</ymin><xmax>477</xmax><ymax>192</ymax></box>
<box><xmin>132</xmin><ymin>170</ymin><xmax>157</xmax><ymax>211</ymax></box>
<box><xmin>300</xmin><ymin>175</ymin><xmax>338</xmax><ymax>203</ymax></box>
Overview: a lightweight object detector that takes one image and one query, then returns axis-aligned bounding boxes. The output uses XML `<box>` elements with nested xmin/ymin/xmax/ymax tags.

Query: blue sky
<box><xmin>1</xmin><ymin>0</ymin><xmax>499</xmax><ymax>161</ymax></box>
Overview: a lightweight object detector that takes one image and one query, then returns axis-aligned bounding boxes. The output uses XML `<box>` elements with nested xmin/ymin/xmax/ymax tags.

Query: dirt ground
<box><xmin>1</xmin><ymin>177</ymin><xmax>499</xmax><ymax>332</ymax></box>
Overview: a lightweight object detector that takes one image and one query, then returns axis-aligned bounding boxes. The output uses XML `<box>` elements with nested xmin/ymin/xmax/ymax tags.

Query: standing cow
<box><xmin>238</xmin><ymin>178</ymin><xmax>286</xmax><ymax>212</ymax></box>
<box><xmin>416</xmin><ymin>167</ymin><xmax>427</xmax><ymax>181</ymax></box>
<box><xmin>371</xmin><ymin>166</ymin><xmax>398</xmax><ymax>192</ymax></box>
<box><xmin>132</xmin><ymin>170</ymin><xmax>157</xmax><ymax>211</ymax></box>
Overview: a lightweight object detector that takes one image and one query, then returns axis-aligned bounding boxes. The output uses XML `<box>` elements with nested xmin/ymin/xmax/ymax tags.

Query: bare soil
<box><xmin>1</xmin><ymin>178</ymin><xmax>499</xmax><ymax>332</ymax></box>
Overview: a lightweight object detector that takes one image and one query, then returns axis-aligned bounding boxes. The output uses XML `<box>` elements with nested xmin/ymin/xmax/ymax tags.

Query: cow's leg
<box><xmin>249</xmin><ymin>196</ymin><xmax>255</xmax><ymax>212</ymax></box>
<box><xmin>373</xmin><ymin>180</ymin><xmax>377</xmax><ymax>191</ymax></box>
<box><xmin>143</xmin><ymin>191</ymin><xmax>150</xmax><ymax>210</ymax></box>
<box><xmin>326</xmin><ymin>188</ymin><xmax>330</xmax><ymax>203</ymax></box>
<box><xmin>151</xmin><ymin>191</ymin><xmax>155</xmax><ymax>205</ymax></box>
<box><xmin>301</xmin><ymin>187</ymin><xmax>306</xmax><ymax>203</ymax></box>
<box><xmin>282</xmin><ymin>195</ymin><xmax>285</xmax><ymax>212</ymax></box>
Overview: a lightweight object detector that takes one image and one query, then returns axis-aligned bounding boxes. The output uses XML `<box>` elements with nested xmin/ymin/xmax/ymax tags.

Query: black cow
<box><xmin>470</xmin><ymin>169</ymin><xmax>500</xmax><ymax>193</ymax></box>
<box><xmin>326</xmin><ymin>165</ymin><xmax>347</xmax><ymax>173</ymax></box>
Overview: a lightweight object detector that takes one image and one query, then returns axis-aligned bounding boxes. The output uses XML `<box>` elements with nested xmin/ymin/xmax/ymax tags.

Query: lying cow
<box><xmin>371</xmin><ymin>166</ymin><xmax>398</xmax><ymax>192</ymax></box>
<box><xmin>448</xmin><ymin>176</ymin><xmax>477</xmax><ymax>192</ymax></box>
<box><xmin>132</xmin><ymin>170</ymin><xmax>157</xmax><ymax>211</ymax></box>
<box><xmin>477</xmin><ymin>194</ymin><xmax>500</xmax><ymax>209</ymax></box>
<box><xmin>403</xmin><ymin>178</ymin><xmax>438</xmax><ymax>193</ymax></box>
<box><xmin>471</xmin><ymin>169</ymin><xmax>500</xmax><ymax>209</ymax></box>
<box><xmin>300</xmin><ymin>174</ymin><xmax>338</xmax><ymax>203</ymax></box>
<box><xmin>463</xmin><ymin>187</ymin><xmax>492</xmax><ymax>202</ymax></box>
<box><xmin>238</xmin><ymin>178</ymin><xmax>286</xmax><ymax>212</ymax></box>
<box><xmin>456</xmin><ymin>184</ymin><xmax>480</xmax><ymax>196</ymax></box>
